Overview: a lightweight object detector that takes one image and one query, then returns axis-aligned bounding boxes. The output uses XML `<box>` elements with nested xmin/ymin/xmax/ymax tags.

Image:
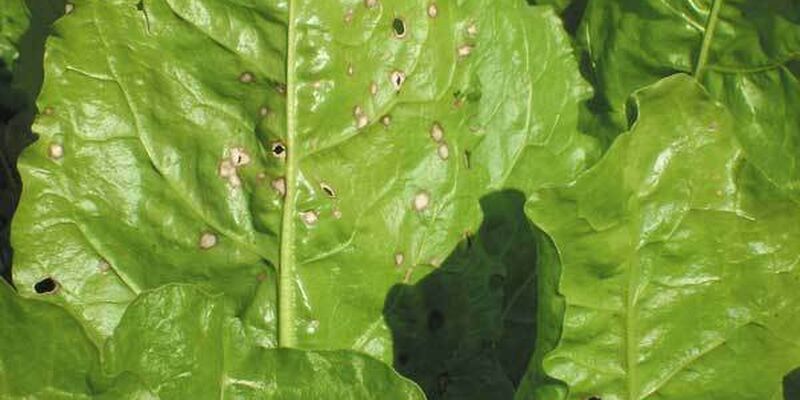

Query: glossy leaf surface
<box><xmin>526</xmin><ymin>75</ymin><xmax>800</xmax><ymax>399</ymax></box>
<box><xmin>579</xmin><ymin>0</ymin><xmax>800</xmax><ymax>199</ymax></box>
<box><xmin>0</xmin><ymin>282</ymin><xmax>425</xmax><ymax>399</ymax></box>
<box><xmin>11</xmin><ymin>0</ymin><xmax>596</xmax><ymax>371</ymax></box>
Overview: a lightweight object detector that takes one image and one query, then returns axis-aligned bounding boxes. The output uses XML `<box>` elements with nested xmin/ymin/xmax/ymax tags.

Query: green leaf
<box><xmin>0</xmin><ymin>0</ymin><xmax>28</xmax><ymax>76</ymax></box>
<box><xmin>11</xmin><ymin>0</ymin><xmax>597</xmax><ymax>371</ymax></box>
<box><xmin>0</xmin><ymin>0</ymin><xmax>65</xmax><ymax>281</ymax></box>
<box><xmin>526</xmin><ymin>74</ymin><xmax>800</xmax><ymax>399</ymax></box>
<box><xmin>0</xmin><ymin>281</ymin><xmax>425</xmax><ymax>399</ymax></box>
<box><xmin>578</xmin><ymin>0</ymin><xmax>800</xmax><ymax>199</ymax></box>
<box><xmin>385</xmin><ymin>190</ymin><xmax>543</xmax><ymax>399</ymax></box>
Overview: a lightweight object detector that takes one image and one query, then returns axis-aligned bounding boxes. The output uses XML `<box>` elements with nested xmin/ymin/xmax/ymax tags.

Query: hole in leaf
<box><xmin>320</xmin><ymin>182</ymin><xmax>336</xmax><ymax>198</ymax></box>
<box><xmin>135</xmin><ymin>0</ymin><xmax>143</xmax><ymax>11</ymax></box>
<box><xmin>390</xmin><ymin>70</ymin><xmax>406</xmax><ymax>91</ymax></box>
<box><xmin>427</xmin><ymin>309</ymin><xmax>444</xmax><ymax>332</ymax></box>
<box><xmin>393</xmin><ymin>18</ymin><xmax>406</xmax><ymax>37</ymax></box>
<box><xmin>34</xmin><ymin>278</ymin><xmax>58</xmax><ymax>294</ymax></box>
<box><xmin>271</xmin><ymin>142</ymin><xmax>286</xmax><ymax>158</ymax></box>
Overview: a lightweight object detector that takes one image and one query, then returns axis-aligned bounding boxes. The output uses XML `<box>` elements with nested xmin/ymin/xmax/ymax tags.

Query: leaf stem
<box><xmin>694</xmin><ymin>0</ymin><xmax>724</xmax><ymax>79</ymax></box>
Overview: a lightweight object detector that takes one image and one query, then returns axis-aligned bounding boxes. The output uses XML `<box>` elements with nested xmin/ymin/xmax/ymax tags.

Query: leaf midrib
<box><xmin>693</xmin><ymin>0</ymin><xmax>724</xmax><ymax>79</ymax></box>
<box><xmin>278</xmin><ymin>0</ymin><xmax>299</xmax><ymax>348</ymax></box>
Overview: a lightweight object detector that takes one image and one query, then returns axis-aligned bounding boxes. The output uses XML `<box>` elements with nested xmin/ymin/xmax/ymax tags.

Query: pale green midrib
<box><xmin>278</xmin><ymin>0</ymin><xmax>298</xmax><ymax>348</ymax></box>
<box><xmin>693</xmin><ymin>0</ymin><xmax>724</xmax><ymax>79</ymax></box>
<box><xmin>625</xmin><ymin>255</ymin><xmax>640</xmax><ymax>400</ymax></box>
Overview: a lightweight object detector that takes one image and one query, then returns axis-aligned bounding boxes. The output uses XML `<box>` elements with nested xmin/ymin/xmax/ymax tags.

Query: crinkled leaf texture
<box><xmin>9</xmin><ymin>0</ymin><xmax>596</xmax><ymax>397</ymax></box>
<box><xmin>0</xmin><ymin>281</ymin><xmax>425</xmax><ymax>398</ymax></box>
<box><xmin>579</xmin><ymin>0</ymin><xmax>800</xmax><ymax>200</ymax></box>
<box><xmin>525</xmin><ymin>74</ymin><xmax>800</xmax><ymax>399</ymax></box>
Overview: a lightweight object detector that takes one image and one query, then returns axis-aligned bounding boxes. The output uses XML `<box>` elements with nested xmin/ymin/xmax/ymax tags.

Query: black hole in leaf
<box><xmin>393</xmin><ymin>18</ymin><xmax>406</xmax><ymax>37</ymax></box>
<box><xmin>321</xmin><ymin>183</ymin><xmax>336</xmax><ymax>198</ymax></box>
<box><xmin>34</xmin><ymin>278</ymin><xmax>57</xmax><ymax>294</ymax></box>
<box><xmin>272</xmin><ymin>143</ymin><xmax>285</xmax><ymax>157</ymax></box>
<box><xmin>135</xmin><ymin>0</ymin><xmax>144</xmax><ymax>10</ymax></box>
<box><xmin>427</xmin><ymin>309</ymin><xmax>444</xmax><ymax>332</ymax></box>
<box><xmin>588</xmin><ymin>397</ymin><xmax>602</xmax><ymax>400</ymax></box>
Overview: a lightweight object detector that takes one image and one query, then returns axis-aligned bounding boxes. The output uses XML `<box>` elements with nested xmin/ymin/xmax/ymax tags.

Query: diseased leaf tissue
<box><xmin>0</xmin><ymin>0</ymin><xmax>798</xmax><ymax>399</ymax></box>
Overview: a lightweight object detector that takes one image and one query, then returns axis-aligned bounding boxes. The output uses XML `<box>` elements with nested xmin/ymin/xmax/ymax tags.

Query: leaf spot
<box><xmin>427</xmin><ymin>3</ymin><xmax>438</xmax><ymax>18</ymax></box>
<box><xmin>306</xmin><ymin>320</ymin><xmax>320</xmax><ymax>334</ymax></box>
<box><xmin>48</xmin><ymin>143</ymin><xmax>64</xmax><ymax>160</ymax></box>
<box><xmin>392</xmin><ymin>18</ymin><xmax>407</xmax><ymax>38</ymax></box>
<box><xmin>320</xmin><ymin>182</ymin><xmax>336</xmax><ymax>198</ymax></box>
<box><xmin>394</xmin><ymin>252</ymin><xmax>405</xmax><ymax>266</ymax></box>
<box><xmin>199</xmin><ymin>232</ymin><xmax>218</xmax><ymax>249</ymax></box>
<box><xmin>259</xmin><ymin>106</ymin><xmax>271</xmax><ymax>117</ymax></box>
<box><xmin>413</xmin><ymin>191</ymin><xmax>430</xmax><ymax>211</ymax></box>
<box><xmin>65</xmin><ymin>3</ymin><xmax>75</xmax><ymax>14</ymax></box>
<box><xmin>333</xmin><ymin>209</ymin><xmax>343</xmax><ymax>219</ymax></box>
<box><xmin>98</xmin><ymin>259</ymin><xmax>111</xmax><ymax>273</ymax></box>
<box><xmin>271</xmin><ymin>177</ymin><xmax>286</xmax><ymax>197</ymax></box>
<box><xmin>347</xmin><ymin>63</ymin><xmax>355</xmax><ymax>76</ymax></box>
<box><xmin>466</xmin><ymin>23</ymin><xmax>478</xmax><ymax>37</ymax></box>
<box><xmin>229</xmin><ymin>147</ymin><xmax>251</xmax><ymax>167</ymax></box>
<box><xmin>364</xmin><ymin>0</ymin><xmax>378</xmax><ymax>8</ymax></box>
<box><xmin>301</xmin><ymin>210</ymin><xmax>320</xmax><ymax>226</ymax></box>
<box><xmin>437</xmin><ymin>143</ymin><xmax>449</xmax><ymax>160</ymax></box>
<box><xmin>43</xmin><ymin>106</ymin><xmax>55</xmax><ymax>116</ymax></box>
<box><xmin>381</xmin><ymin>115</ymin><xmax>392</xmax><ymax>127</ymax></box>
<box><xmin>430</xmin><ymin>122</ymin><xmax>444</xmax><ymax>142</ymax></box>
<box><xmin>344</xmin><ymin>9</ymin><xmax>354</xmax><ymax>24</ymax></box>
<box><xmin>390</xmin><ymin>70</ymin><xmax>406</xmax><ymax>91</ymax></box>
<box><xmin>239</xmin><ymin>72</ymin><xmax>255</xmax><ymax>83</ymax></box>
<box><xmin>353</xmin><ymin>106</ymin><xmax>369</xmax><ymax>129</ymax></box>
<box><xmin>34</xmin><ymin>278</ymin><xmax>58</xmax><ymax>294</ymax></box>
<box><xmin>271</xmin><ymin>141</ymin><xmax>286</xmax><ymax>158</ymax></box>
<box><xmin>457</xmin><ymin>44</ymin><xmax>474</xmax><ymax>58</ymax></box>
<box><xmin>218</xmin><ymin>160</ymin><xmax>235</xmax><ymax>178</ymax></box>
<box><xmin>370</xmin><ymin>81</ymin><xmax>379</xmax><ymax>96</ymax></box>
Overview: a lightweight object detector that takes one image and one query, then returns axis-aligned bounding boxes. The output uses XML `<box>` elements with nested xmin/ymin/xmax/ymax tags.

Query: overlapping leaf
<box><xmin>0</xmin><ymin>281</ymin><xmax>424</xmax><ymax>399</ymax></box>
<box><xmin>12</xmin><ymin>0</ymin><xmax>595</xmax><ymax>360</ymax></box>
<box><xmin>578</xmin><ymin>0</ymin><xmax>800</xmax><ymax>199</ymax></box>
<box><xmin>526</xmin><ymin>75</ymin><xmax>800</xmax><ymax>399</ymax></box>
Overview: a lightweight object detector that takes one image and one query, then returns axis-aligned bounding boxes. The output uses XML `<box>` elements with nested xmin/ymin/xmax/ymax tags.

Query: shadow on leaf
<box><xmin>0</xmin><ymin>0</ymin><xmax>65</xmax><ymax>283</ymax></box>
<box><xmin>786</xmin><ymin>367</ymin><xmax>800</xmax><ymax>400</ymax></box>
<box><xmin>383</xmin><ymin>190</ymin><xmax>543</xmax><ymax>400</ymax></box>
